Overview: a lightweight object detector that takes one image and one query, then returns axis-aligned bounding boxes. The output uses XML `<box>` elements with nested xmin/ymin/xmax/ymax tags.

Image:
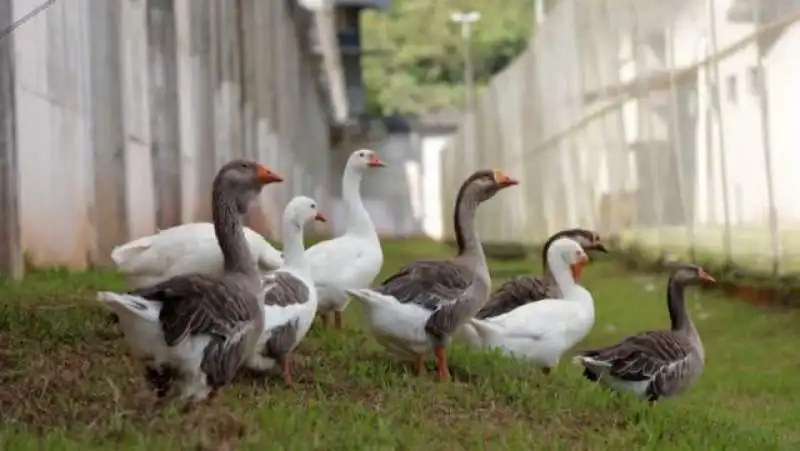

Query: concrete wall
<box><xmin>4</xmin><ymin>0</ymin><xmax>335</xmax><ymax>272</ymax></box>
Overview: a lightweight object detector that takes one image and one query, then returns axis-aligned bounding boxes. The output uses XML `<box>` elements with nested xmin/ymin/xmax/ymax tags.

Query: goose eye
<box><xmin>310</xmin><ymin>203</ymin><xmax>316</xmax><ymax>209</ymax></box>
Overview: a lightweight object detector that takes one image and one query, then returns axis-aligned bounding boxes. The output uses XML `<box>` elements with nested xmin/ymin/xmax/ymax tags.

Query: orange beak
<box><xmin>314</xmin><ymin>212</ymin><xmax>328</xmax><ymax>223</ymax></box>
<box><xmin>367</xmin><ymin>155</ymin><xmax>387</xmax><ymax>167</ymax></box>
<box><xmin>698</xmin><ymin>269</ymin><xmax>716</xmax><ymax>283</ymax></box>
<box><xmin>570</xmin><ymin>253</ymin><xmax>590</xmax><ymax>281</ymax></box>
<box><xmin>492</xmin><ymin>170</ymin><xmax>518</xmax><ymax>187</ymax></box>
<box><xmin>255</xmin><ymin>165</ymin><xmax>284</xmax><ymax>183</ymax></box>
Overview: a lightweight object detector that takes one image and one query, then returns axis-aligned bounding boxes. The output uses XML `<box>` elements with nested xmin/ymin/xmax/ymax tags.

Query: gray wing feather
<box><xmin>261</xmin><ymin>272</ymin><xmax>310</xmax><ymax>306</ymax></box>
<box><xmin>262</xmin><ymin>320</ymin><xmax>299</xmax><ymax>361</ymax></box>
<box><xmin>376</xmin><ymin>260</ymin><xmax>473</xmax><ymax>309</ymax></box>
<box><xmin>475</xmin><ymin>275</ymin><xmax>558</xmax><ymax>319</ymax></box>
<box><xmin>132</xmin><ymin>274</ymin><xmax>259</xmax><ymax>346</ymax></box>
<box><xmin>130</xmin><ymin>274</ymin><xmax>260</xmax><ymax>387</ymax></box>
<box><xmin>580</xmin><ymin>330</ymin><xmax>697</xmax><ymax>396</ymax></box>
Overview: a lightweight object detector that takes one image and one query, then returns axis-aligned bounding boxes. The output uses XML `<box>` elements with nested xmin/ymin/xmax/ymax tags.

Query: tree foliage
<box><xmin>360</xmin><ymin>1</ymin><xmax>534</xmax><ymax>115</ymax></box>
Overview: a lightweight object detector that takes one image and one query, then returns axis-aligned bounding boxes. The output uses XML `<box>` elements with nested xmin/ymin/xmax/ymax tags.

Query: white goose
<box><xmin>457</xmin><ymin>238</ymin><xmax>594</xmax><ymax>374</ymax></box>
<box><xmin>111</xmin><ymin>223</ymin><xmax>283</xmax><ymax>289</ymax></box>
<box><xmin>305</xmin><ymin>149</ymin><xmax>386</xmax><ymax>329</ymax></box>
<box><xmin>245</xmin><ymin>196</ymin><xmax>326</xmax><ymax>387</ymax></box>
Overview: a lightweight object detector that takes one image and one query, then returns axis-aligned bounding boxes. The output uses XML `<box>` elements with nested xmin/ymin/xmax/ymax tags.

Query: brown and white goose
<box><xmin>475</xmin><ymin>228</ymin><xmax>607</xmax><ymax>319</ymax></box>
<box><xmin>573</xmin><ymin>264</ymin><xmax>715</xmax><ymax>402</ymax></box>
<box><xmin>97</xmin><ymin>160</ymin><xmax>283</xmax><ymax>404</ymax></box>
<box><xmin>346</xmin><ymin>169</ymin><xmax>518</xmax><ymax>380</ymax></box>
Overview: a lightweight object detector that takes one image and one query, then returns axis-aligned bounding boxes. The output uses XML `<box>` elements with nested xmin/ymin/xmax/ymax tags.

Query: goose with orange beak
<box><xmin>347</xmin><ymin>169</ymin><xmax>519</xmax><ymax>381</ymax></box>
<box><xmin>476</xmin><ymin>228</ymin><xmax>607</xmax><ymax>320</ymax></box>
<box><xmin>457</xmin><ymin>237</ymin><xmax>596</xmax><ymax>375</ymax></box>
<box><xmin>573</xmin><ymin>264</ymin><xmax>714</xmax><ymax>402</ymax></box>
<box><xmin>244</xmin><ymin>196</ymin><xmax>328</xmax><ymax>387</ymax></box>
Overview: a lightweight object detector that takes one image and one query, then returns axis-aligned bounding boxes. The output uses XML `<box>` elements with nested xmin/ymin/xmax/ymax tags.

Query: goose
<box><xmin>111</xmin><ymin>220</ymin><xmax>283</xmax><ymax>289</ymax></box>
<box><xmin>97</xmin><ymin>160</ymin><xmax>283</xmax><ymax>404</ymax></box>
<box><xmin>305</xmin><ymin>149</ymin><xmax>386</xmax><ymax>329</ymax></box>
<box><xmin>347</xmin><ymin>169</ymin><xmax>518</xmax><ymax>380</ymax></box>
<box><xmin>457</xmin><ymin>238</ymin><xmax>593</xmax><ymax>374</ymax></box>
<box><xmin>573</xmin><ymin>264</ymin><xmax>715</xmax><ymax>402</ymax></box>
<box><xmin>475</xmin><ymin>228</ymin><xmax>607</xmax><ymax>319</ymax></box>
<box><xmin>245</xmin><ymin>196</ymin><xmax>327</xmax><ymax>387</ymax></box>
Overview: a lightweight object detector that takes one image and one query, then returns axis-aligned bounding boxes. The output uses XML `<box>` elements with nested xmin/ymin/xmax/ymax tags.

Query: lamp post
<box><xmin>450</xmin><ymin>11</ymin><xmax>481</xmax><ymax>169</ymax></box>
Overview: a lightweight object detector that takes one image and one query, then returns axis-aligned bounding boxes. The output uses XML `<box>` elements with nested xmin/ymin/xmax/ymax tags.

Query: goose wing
<box><xmin>130</xmin><ymin>274</ymin><xmax>260</xmax><ymax>380</ymax></box>
<box><xmin>260</xmin><ymin>271</ymin><xmax>310</xmax><ymax>307</ymax></box>
<box><xmin>476</xmin><ymin>275</ymin><xmax>558</xmax><ymax>319</ymax></box>
<box><xmin>376</xmin><ymin>259</ymin><xmax>472</xmax><ymax>309</ymax></box>
<box><xmin>580</xmin><ymin>330</ymin><xmax>695</xmax><ymax>393</ymax></box>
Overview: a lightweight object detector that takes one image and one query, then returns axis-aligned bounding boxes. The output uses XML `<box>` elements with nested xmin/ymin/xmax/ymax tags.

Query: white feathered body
<box><xmin>457</xmin><ymin>285</ymin><xmax>595</xmax><ymax>368</ymax></box>
<box><xmin>97</xmin><ymin>292</ymin><xmax>212</xmax><ymax>384</ymax></box>
<box><xmin>347</xmin><ymin>288</ymin><xmax>433</xmax><ymax>360</ymax></box>
<box><xmin>110</xmin><ymin>223</ymin><xmax>283</xmax><ymax>288</ymax></box>
<box><xmin>247</xmin><ymin>268</ymin><xmax>319</xmax><ymax>371</ymax></box>
<box><xmin>306</xmin><ymin>234</ymin><xmax>383</xmax><ymax>315</ymax></box>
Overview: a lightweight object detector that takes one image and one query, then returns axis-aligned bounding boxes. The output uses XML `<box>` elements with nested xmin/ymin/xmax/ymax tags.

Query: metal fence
<box><xmin>0</xmin><ymin>0</ymin><xmax>340</xmax><ymax>277</ymax></box>
<box><xmin>440</xmin><ymin>0</ymin><xmax>800</xmax><ymax>276</ymax></box>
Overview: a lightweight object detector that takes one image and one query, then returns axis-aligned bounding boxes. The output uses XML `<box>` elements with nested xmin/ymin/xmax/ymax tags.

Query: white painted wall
<box><xmin>420</xmin><ymin>134</ymin><xmax>450</xmax><ymax>240</ymax></box>
<box><xmin>617</xmin><ymin>0</ymin><xmax>800</xmax><ymax>228</ymax></box>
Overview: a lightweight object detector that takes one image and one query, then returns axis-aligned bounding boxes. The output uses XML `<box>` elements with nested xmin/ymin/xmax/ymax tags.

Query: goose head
<box><xmin>348</xmin><ymin>148</ymin><xmax>387</xmax><ymax>172</ymax></box>
<box><xmin>563</xmin><ymin>229</ymin><xmax>608</xmax><ymax>253</ymax></box>
<box><xmin>546</xmin><ymin>237</ymin><xmax>590</xmax><ymax>281</ymax></box>
<box><xmin>669</xmin><ymin>264</ymin><xmax>716</xmax><ymax>286</ymax></box>
<box><xmin>460</xmin><ymin>169</ymin><xmax>519</xmax><ymax>203</ymax></box>
<box><xmin>215</xmin><ymin>159</ymin><xmax>284</xmax><ymax>214</ymax></box>
<box><xmin>283</xmin><ymin>196</ymin><xmax>328</xmax><ymax>232</ymax></box>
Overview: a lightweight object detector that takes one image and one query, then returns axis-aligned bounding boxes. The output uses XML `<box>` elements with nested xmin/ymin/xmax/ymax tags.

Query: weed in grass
<box><xmin>1</xmin><ymin>238</ymin><xmax>799</xmax><ymax>449</ymax></box>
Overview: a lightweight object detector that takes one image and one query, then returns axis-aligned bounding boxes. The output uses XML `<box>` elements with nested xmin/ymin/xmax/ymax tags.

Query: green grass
<box><xmin>2</xmin><ymin>238</ymin><xmax>800</xmax><ymax>449</ymax></box>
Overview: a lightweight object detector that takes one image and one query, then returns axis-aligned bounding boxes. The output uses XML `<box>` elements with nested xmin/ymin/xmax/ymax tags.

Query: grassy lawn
<box><xmin>2</xmin><ymin>238</ymin><xmax>800</xmax><ymax>449</ymax></box>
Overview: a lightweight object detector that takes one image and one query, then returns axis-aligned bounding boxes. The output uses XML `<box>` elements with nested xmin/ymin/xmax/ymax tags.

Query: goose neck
<box><xmin>666</xmin><ymin>279</ymin><xmax>690</xmax><ymax>331</ymax></box>
<box><xmin>548</xmin><ymin>255</ymin><xmax>577</xmax><ymax>295</ymax></box>
<box><xmin>280</xmin><ymin>217</ymin><xmax>309</xmax><ymax>272</ymax></box>
<box><xmin>454</xmin><ymin>194</ymin><xmax>482</xmax><ymax>258</ymax></box>
<box><xmin>212</xmin><ymin>187</ymin><xmax>257</xmax><ymax>277</ymax></box>
<box><xmin>342</xmin><ymin>165</ymin><xmax>375</xmax><ymax>236</ymax></box>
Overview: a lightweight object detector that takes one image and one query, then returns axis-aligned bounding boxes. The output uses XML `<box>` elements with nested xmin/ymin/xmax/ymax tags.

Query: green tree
<box><xmin>360</xmin><ymin>0</ymin><xmax>535</xmax><ymax>115</ymax></box>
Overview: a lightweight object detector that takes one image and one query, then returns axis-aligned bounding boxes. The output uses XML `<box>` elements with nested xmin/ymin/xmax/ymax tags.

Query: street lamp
<box><xmin>450</xmin><ymin>11</ymin><xmax>481</xmax><ymax>114</ymax></box>
<box><xmin>450</xmin><ymin>11</ymin><xmax>481</xmax><ymax>170</ymax></box>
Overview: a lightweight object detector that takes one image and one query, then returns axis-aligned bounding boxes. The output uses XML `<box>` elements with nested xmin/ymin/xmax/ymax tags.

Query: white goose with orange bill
<box><xmin>305</xmin><ymin>149</ymin><xmax>387</xmax><ymax>329</ymax></box>
<box><xmin>346</xmin><ymin>169</ymin><xmax>519</xmax><ymax>381</ymax></box>
<box><xmin>457</xmin><ymin>237</ymin><xmax>595</xmax><ymax>375</ymax></box>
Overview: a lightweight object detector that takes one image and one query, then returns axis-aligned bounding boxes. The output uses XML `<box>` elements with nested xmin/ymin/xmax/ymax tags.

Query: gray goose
<box><xmin>98</xmin><ymin>160</ymin><xmax>283</xmax><ymax>405</ymax></box>
<box><xmin>475</xmin><ymin>228</ymin><xmax>607</xmax><ymax>319</ymax></box>
<box><xmin>361</xmin><ymin>169</ymin><xmax>519</xmax><ymax>380</ymax></box>
<box><xmin>573</xmin><ymin>264</ymin><xmax>715</xmax><ymax>402</ymax></box>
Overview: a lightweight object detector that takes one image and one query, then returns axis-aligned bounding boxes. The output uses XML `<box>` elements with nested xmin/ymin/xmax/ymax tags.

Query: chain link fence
<box><xmin>441</xmin><ymin>0</ymin><xmax>800</xmax><ymax>275</ymax></box>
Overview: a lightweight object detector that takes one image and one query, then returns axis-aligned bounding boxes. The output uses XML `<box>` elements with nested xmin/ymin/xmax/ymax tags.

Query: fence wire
<box><xmin>441</xmin><ymin>0</ymin><xmax>800</xmax><ymax>275</ymax></box>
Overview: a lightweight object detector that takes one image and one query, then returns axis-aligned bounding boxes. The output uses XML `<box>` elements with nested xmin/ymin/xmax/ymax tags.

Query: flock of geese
<box><xmin>99</xmin><ymin>149</ymin><xmax>716</xmax><ymax>409</ymax></box>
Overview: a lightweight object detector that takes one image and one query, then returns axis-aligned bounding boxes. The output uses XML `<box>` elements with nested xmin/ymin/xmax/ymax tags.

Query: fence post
<box><xmin>632</xmin><ymin>4</ymin><xmax>665</xmax><ymax>259</ymax></box>
<box><xmin>147</xmin><ymin>0</ymin><xmax>183</xmax><ymax>230</ymax></box>
<box><xmin>752</xmin><ymin>0</ymin><xmax>781</xmax><ymax>275</ymax></box>
<box><xmin>88</xmin><ymin>0</ymin><xmax>128</xmax><ymax>266</ymax></box>
<box><xmin>666</xmin><ymin>24</ymin><xmax>696</xmax><ymax>261</ymax></box>
<box><xmin>708</xmin><ymin>0</ymin><xmax>734</xmax><ymax>266</ymax></box>
<box><xmin>0</xmin><ymin>0</ymin><xmax>23</xmax><ymax>279</ymax></box>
